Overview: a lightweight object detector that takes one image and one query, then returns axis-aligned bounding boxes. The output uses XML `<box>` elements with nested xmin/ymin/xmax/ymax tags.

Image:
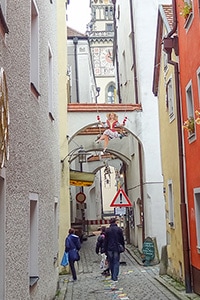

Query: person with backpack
<box><xmin>95</xmin><ymin>226</ymin><xmax>110</xmax><ymax>276</ymax></box>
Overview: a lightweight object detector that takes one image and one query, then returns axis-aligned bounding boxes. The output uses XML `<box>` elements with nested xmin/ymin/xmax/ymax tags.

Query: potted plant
<box><xmin>179</xmin><ymin>0</ymin><xmax>192</xmax><ymax>19</ymax></box>
<box><xmin>195</xmin><ymin>110</ymin><xmax>200</xmax><ymax>125</ymax></box>
<box><xmin>183</xmin><ymin>116</ymin><xmax>195</xmax><ymax>134</ymax></box>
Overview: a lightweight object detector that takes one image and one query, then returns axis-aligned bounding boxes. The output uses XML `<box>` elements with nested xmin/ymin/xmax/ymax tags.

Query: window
<box><xmin>197</xmin><ymin>67</ymin><xmax>200</xmax><ymax>106</ymax></box>
<box><xmin>186</xmin><ymin>81</ymin><xmax>195</xmax><ymax>137</ymax></box>
<box><xmin>0</xmin><ymin>0</ymin><xmax>6</xmax><ymax>14</ymax></box>
<box><xmin>166</xmin><ymin>77</ymin><xmax>175</xmax><ymax>121</ymax></box>
<box><xmin>104</xmin><ymin>6</ymin><xmax>113</xmax><ymax>20</ymax></box>
<box><xmin>109</xmin><ymin>7</ymin><xmax>113</xmax><ymax>19</ymax></box>
<box><xmin>183</xmin><ymin>0</ymin><xmax>193</xmax><ymax>30</ymax></box>
<box><xmin>0</xmin><ymin>176</ymin><xmax>5</xmax><ymax>299</ymax></box>
<box><xmin>48</xmin><ymin>44</ymin><xmax>54</xmax><ymax>120</ymax></box>
<box><xmin>107</xmin><ymin>84</ymin><xmax>115</xmax><ymax>103</ymax></box>
<box><xmin>194</xmin><ymin>188</ymin><xmax>200</xmax><ymax>253</ymax></box>
<box><xmin>31</xmin><ymin>0</ymin><xmax>40</xmax><ymax>98</ymax></box>
<box><xmin>106</xmin><ymin>23</ymin><xmax>113</xmax><ymax>31</ymax></box>
<box><xmin>122</xmin><ymin>50</ymin><xmax>127</xmax><ymax>86</ymax></box>
<box><xmin>53</xmin><ymin>198</ymin><xmax>58</xmax><ymax>263</ymax></box>
<box><xmin>168</xmin><ymin>180</ymin><xmax>174</xmax><ymax>227</ymax></box>
<box><xmin>163</xmin><ymin>52</ymin><xmax>168</xmax><ymax>72</ymax></box>
<box><xmin>105</xmin><ymin>6</ymin><xmax>108</xmax><ymax>18</ymax></box>
<box><xmin>0</xmin><ymin>1</ymin><xmax>9</xmax><ymax>36</ymax></box>
<box><xmin>29</xmin><ymin>193</ymin><xmax>39</xmax><ymax>287</ymax></box>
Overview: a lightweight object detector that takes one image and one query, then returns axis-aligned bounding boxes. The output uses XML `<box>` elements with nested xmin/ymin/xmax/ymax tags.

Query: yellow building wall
<box><xmin>57</xmin><ymin>0</ymin><xmax>71</xmax><ymax>270</ymax></box>
<box><xmin>158</xmin><ymin>50</ymin><xmax>184</xmax><ymax>282</ymax></box>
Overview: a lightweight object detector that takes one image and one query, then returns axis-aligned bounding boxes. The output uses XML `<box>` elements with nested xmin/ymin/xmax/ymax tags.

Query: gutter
<box><xmin>163</xmin><ymin>0</ymin><xmax>192</xmax><ymax>293</ymax></box>
<box><xmin>73</xmin><ymin>37</ymin><xmax>80</xmax><ymax>103</ymax></box>
<box><xmin>112</xmin><ymin>0</ymin><xmax>122</xmax><ymax>103</ymax></box>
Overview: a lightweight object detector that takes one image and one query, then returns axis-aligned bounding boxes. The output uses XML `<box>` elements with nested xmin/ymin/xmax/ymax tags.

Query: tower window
<box><xmin>107</xmin><ymin>84</ymin><xmax>115</xmax><ymax>103</ymax></box>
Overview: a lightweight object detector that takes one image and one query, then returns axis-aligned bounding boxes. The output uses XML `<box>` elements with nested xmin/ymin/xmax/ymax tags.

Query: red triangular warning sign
<box><xmin>110</xmin><ymin>188</ymin><xmax>132</xmax><ymax>207</ymax></box>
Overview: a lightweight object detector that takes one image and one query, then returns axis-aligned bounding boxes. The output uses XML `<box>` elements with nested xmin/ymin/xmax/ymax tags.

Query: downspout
<box><xmin>129</xmin><ymin>0</ymin><xmax>139</xmax><ymax>104</ymax></box>
<box><xmin>73</xmin><ymin>37</ymin><xmax>80</xmax><ymax>103</ymax></box>
<box><xmin>163</xmin><ymin>0</ymin><xmax>192</xmax><ymax>293</ymax></box>
<box><xmin>129</xmin><ymin>0</ymin><xmax>145</xmax><ymax>242</ymax></box>
<box><xmin>112</xmin><ymin>0</ymin><xmax>122</xmax><ymax>103</ymax></box>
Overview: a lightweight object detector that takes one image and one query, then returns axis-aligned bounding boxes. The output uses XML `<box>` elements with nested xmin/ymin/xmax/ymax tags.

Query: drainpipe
<box><xmin>129</xmin><ymin>0</ymin><xmax>139</xmax><ymax>104</ymax></box>
<box><xmin>73</xmin><ymin>37</ymin><xmax>80</xmax><ymax>103</ymax></box>
<box><xmin>163</xmin><ymin>0</ymin><xmax>192</xmax><ymax>293</ymax></box>
<box><xmin>129</xmin><ymin>0</ymin><xmax>145</xmax><ymax>243</ymax></box>
<box><xmin>112</xmin><ymin>0</ymin><xmax>122</xmax><ymax>103</ymax></box>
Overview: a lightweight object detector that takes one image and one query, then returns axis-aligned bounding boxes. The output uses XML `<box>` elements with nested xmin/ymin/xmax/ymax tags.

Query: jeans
<box><xmin>107</xmin><ymin>250</ymin><xmax>120</xmax><ymax>281</ymax></box>
<box><xmin>69</xmin><ymin>260</ymin><xmax>77</xmax><ymax>280</ymax></box>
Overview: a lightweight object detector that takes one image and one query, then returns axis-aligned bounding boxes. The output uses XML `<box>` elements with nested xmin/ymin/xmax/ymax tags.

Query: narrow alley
<box><xmin>57</xmin><ymin>235</ymin><xmax>192</xmax><ymax>300</ymax></box>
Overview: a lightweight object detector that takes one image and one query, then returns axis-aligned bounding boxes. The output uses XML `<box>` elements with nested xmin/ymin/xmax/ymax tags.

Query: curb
<box><xmin>125</xmin><ymin>245</ymin><xmax>200</xmax><ymax>300</ymax></box>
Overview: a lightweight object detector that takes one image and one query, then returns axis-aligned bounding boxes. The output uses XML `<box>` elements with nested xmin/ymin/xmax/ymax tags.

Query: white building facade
<box><xmin>113</xmin><ymin>0</ymin><xmax>171</xmax><ymax>254</ymax></box>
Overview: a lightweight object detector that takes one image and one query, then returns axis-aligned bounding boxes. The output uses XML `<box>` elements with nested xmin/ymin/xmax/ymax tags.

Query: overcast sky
<box><xmin>67</xmin><ymin>0</ymin><xmax>91</xmax><ymax>34</ymax></box>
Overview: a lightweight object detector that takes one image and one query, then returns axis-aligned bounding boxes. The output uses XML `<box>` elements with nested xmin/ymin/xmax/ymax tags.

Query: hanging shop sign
<box><xmin>70</xmin><ymin>170</ymin><xmax>95</xmax><ymax>187</ymax></box>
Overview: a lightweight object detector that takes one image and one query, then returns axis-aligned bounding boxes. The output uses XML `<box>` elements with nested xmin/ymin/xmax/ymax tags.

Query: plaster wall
<box><xmin>68</xmin><ymin>39</ymin><xmax>97</xmax><ymax>104</ymax></box>
<box><xmin>0</xmin><ymin>1</ymin><xmax>62</xmax><ymax>299</ymax></box>
<box><xmin>114</xmin><ymin>0</ymin><xmax>172</xmax><ymax>254</ymax></box>
<box><xmin>57</xmin><ymin>0</ymin><xmax>70</xmax><ymax>275</ymax></box>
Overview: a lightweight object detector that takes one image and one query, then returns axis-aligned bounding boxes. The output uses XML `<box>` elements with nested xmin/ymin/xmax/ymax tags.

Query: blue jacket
<box><xmin>65</xmin><ymin>234</ymin><xmax>81</xmax><ymax>260</ymax></box>
<box><xmin>104</xmin><ymin>223</ymin><xmax>124</xmax><ymax>253</ymax></box>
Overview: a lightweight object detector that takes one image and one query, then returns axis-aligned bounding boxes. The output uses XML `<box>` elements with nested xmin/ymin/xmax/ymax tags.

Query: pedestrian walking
<box><xmin>104</xmin><ymin>217</ymin><xmax>125</xmax><ymax>282</ymax></box>
<box><xmin>95</xmin><ymin>226</ymin><xmax>110</xmax><ymax>276</ymax></box>
<box><xmin>65</xmin><ymin>228</ymin><xmax>81</xmax><ymax>282</ymax></box>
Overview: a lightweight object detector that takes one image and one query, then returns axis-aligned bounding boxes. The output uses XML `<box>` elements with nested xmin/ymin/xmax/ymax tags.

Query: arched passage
<box><xmin>67</xmin><ymin>122</ymin><xmax>145</xmax><ymax>248</ymax></box>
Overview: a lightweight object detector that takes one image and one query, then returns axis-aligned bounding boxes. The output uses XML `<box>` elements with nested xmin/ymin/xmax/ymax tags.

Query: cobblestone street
<box><xmin>58</xmin><ymin>235</ymin><xmax>184</xmax><ymax>300</ymax></box>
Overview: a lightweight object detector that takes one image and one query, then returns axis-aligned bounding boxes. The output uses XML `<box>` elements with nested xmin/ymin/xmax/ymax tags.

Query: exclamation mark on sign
<box><xmin>120</xmin><ymin>192</ymin><xmax>122</xmax><ymax>204</ymax></box>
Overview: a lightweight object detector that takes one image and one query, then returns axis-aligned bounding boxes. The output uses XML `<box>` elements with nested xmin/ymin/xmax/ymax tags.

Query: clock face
<box><xmin>100</xmin><ymin>49</ymin><xmax>113</xmax><ymax>66</ymax></box>
<box><xmin>92</xmin><ymin>47</ymin><xmax>114</xmax><ymax>76</ymax></box>
<box><xmin>0</xmin><ymin>68</ymin><xmax>9</xmax><ymax>168</ymax></box>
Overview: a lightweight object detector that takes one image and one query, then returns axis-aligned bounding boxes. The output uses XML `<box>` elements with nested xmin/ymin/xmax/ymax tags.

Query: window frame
<box><xmin>197</xmin><ymin>67</ymin><xmax>200</xmax><ymax>106</ymax></box>
<box><xmin>29</xmin><ymin>192</ymin><xmax>39</xmax><ymax>287</ymax></box>
<box><xmin>185</xmin><ymin>80</ymin><xmax>196</xmax><ymax>140</ymax></box>
<box><xmin>0</xmin><ymin>2</ymin><xmax>9</xmax><ymax>36</ymax></box>
<box><xmin>194</xmin><ymin>188</ymin><xmax>200</xmax><ymax>253</ymax></box>
<box><xmin>166</xmin><ymin>77</ymin><xmax>175</xmax><ymax>122</ymax></box>
<box><xmin>30</xmin><ymin>0</ymin><xmax>40</xmax><ymax>98</ymax></box>
<box><xmin>168</xmin><ymin>180</ymin><xmax>175</xmax><ymax>228</ymax></box>
<box><xmin>48</xmin><ymin>43</ymin><xmax>55</xmax><ymax>120</ymax></box>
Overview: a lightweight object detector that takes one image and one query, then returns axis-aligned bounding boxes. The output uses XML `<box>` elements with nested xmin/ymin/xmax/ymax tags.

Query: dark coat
<box><xmin>104</xmin><ymin>223</ymin><xmax>125</xmax><ymax>253</ymax></box>
<box><xmin>95</xmin><ymin>233</ymin><xmax>105</xmax><ymax>254</ymax></box>
<box><xmin>65</xmin><ymin>234</ymin><xmax>81</xmax><ymax>261</ymax></box>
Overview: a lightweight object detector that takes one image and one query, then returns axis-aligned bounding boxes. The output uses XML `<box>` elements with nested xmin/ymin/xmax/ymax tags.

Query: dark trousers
<box><xmin>69</xmin><ymin>260</ymin><xmax>77</xmax><ymax>280</ymax></box>
<box><xmin>107</xmin><ymin>250</ymin><xmax>120</xmax><ymax>281</ymax></box>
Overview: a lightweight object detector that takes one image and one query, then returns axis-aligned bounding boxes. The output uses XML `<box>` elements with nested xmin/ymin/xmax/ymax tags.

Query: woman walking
<box><xmin>65</xmin><ymin>228</ymin><xmax>81</xmax><ymax>282</ymax></box>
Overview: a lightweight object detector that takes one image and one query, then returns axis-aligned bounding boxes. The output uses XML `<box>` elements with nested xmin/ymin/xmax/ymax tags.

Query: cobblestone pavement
<box><xmin>60</xmin><ymin>235</ymin><xmax>181</xmax><ymax>300</ymax></box>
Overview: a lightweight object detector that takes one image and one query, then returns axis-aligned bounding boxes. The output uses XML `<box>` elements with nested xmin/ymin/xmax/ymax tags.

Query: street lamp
<box><xmin>60</xmin><ymin>146</ymin><xmax>87</xmax><ymax>164</ymax></box>
<box><xmin>77</xmin><ymin>149</ymin><xmax>87</xmax><ymax>163</ymax></box>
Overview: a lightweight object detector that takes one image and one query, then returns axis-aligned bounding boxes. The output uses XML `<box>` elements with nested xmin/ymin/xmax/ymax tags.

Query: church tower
<box><xmin>87</xmin><ymin>0</ymin><xmax>115</xmax><ymax>104</ymax></box>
